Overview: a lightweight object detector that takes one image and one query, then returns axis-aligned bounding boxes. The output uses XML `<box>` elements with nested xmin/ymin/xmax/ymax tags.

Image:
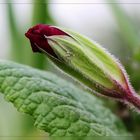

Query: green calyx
<box><xmin>46</xmin><ymin>28</ymin><xmax>130</xmax><ymax>95</ymax></box>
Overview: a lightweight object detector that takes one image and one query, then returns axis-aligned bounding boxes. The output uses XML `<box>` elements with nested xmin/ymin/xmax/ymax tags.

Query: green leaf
<box><xmin>0</xmin><ymin>60</ymin><xmax>129</xmax><ymax>137</ymax></box>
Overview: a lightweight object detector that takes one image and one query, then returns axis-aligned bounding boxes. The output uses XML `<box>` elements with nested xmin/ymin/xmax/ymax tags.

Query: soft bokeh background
<box><xmin>0</xmin><ymin>0</ymin><xmax>140</xmax><ymax>139</ymax></box>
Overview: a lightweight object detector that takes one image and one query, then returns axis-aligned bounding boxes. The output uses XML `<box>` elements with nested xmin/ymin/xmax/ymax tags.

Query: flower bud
<box><xmin>25</xmin><ymin>24</ymin><xmax>134</xmax><ymax>101</ymax></box>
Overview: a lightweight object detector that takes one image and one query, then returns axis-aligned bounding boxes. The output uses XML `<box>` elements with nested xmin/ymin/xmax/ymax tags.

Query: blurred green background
<box><xmin>0</xmin><ymin>0</ymin><xmax>140</xmax><ymax>139</ymax></box>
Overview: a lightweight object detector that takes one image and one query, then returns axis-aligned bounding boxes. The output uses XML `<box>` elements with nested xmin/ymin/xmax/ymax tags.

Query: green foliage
<box><xmin>104</xmin><ymin>1</ymin><xmax>140</xmax><ymax>136</ymax></box>
<box><xmin>0</xmin><ymin>60</ymin><xmax>129</xmax><ymax>137</ymax></box>
<box><xmin>108</xmin><ymin>0</ymin><xmax>140</xmax><ymax>91</ymax></box>
<box><xmin>5</xmin><ymin>1</ymin><xmax>56</xmax><ymax>138</ymax></box>
<box><xmin>6</xmin><ymin>1</ymin><xmax>23</xmax><ymax>62</ymax></box>
<box><xmin>108</xmin><ymin>0</ymin><xmax>140</xmax><ymax>52</ymax></box>
<box><xmin>6</xmin><ymin>0</ymin><xmax>55</xmax><ymax>69</ymax></box>
<box><xmin>29</xmin><ymin>0</ymin><xmax>55</xmax><ymax>69</ymax></box>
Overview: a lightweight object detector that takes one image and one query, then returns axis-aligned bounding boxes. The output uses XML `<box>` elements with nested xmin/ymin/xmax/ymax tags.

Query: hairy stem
<box><xmin>126</xmin><ymin>93</ymin><xmax>140</xmax><ymax>111</ymax></box>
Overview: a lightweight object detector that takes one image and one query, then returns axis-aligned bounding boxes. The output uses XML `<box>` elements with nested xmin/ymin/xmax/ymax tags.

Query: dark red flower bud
<box><xmin>25</xmin><ymin>24</ymin><xmax>67</xmax><ymax>57</ymax></box>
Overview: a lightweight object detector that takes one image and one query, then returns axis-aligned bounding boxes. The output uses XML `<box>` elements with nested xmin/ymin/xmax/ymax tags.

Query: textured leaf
<box><xmin>0</xmin><ymin>60</ymin><xmax>129</xmax><ymax>137</ymax></box>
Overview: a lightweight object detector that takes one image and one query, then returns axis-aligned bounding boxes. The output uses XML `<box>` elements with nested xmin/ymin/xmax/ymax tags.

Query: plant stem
<box><xmin>30</xmin><ymin>0</ymin><xmax>55</xmax><ymax>69</ymax></box>
<box><xmin>6</xmin><ymin>1</ymin><xmax>23</xmax><ymax>62</ymax></box>
<box><xmin>126</xmin><ymin>93</ymin><xmax>140</xmax><ymax>111</ymax></box>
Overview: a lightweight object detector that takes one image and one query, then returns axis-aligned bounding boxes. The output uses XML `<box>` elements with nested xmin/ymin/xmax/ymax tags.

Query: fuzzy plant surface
<box><xmin>0</xmin><ymin>60</ymin><xmax>132</xmax><ymax>138</ymax></box>
<box><xmin>25</xmin><ymin>24</ymin><xmax>140</xmax><ymax>112</ymax></box>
